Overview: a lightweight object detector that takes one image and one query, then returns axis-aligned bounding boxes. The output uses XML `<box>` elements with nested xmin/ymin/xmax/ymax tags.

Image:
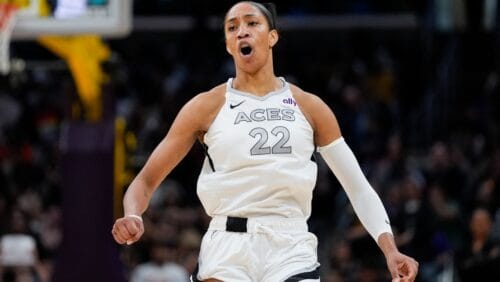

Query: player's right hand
<box><xmin>111</xmin><ymin>215</ymin><xmax>144</xmax><ymax>245</ymax></box>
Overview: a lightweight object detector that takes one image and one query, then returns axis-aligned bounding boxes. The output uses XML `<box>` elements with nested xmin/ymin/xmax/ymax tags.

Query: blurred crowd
<box><xmin>1</xmin><ymin>1</ymin><xmax>500</xmax><ymax>281</ymax></box>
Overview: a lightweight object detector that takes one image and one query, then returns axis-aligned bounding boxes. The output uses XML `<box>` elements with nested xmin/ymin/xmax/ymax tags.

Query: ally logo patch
<box><xmin>282</xmin><ymin>98</ymin><xmax>297</xmax><ymax>107</ymax></box>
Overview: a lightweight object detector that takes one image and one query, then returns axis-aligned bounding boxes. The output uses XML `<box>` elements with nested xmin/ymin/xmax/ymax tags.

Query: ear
<box><xmin>269</xmin><ymin>30</ymin><xmax>279</xmax><ymax>48</ymax></box>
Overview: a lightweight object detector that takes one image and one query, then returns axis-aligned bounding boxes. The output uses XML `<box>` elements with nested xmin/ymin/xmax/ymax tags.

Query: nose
<box><xmin>237</xmin><ymin>26</ymin><xmax>250</xmax><ymax>39</ymax></box>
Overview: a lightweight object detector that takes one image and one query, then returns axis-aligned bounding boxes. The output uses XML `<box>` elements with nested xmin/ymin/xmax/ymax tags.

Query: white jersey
<box><xmin>197</xmin><ymin>78</ymin><xmax>317</xmax><ymax>219</ymax></box>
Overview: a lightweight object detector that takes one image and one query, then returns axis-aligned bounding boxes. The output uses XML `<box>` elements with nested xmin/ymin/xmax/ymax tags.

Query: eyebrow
<box><xmin>226</xmin><ymin>14</ymin><xmax>259</xmax><ymax>23</ymax></box>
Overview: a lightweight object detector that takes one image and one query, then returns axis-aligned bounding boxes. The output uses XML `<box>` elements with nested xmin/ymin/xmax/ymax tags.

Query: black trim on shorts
<box><xmin>284</xmin><ymin>266</ymin><xmax>320</xmax><ymax>281</ymax></box>
<box><xmin>191</xmin><ymin>263</ymin><xmax>200</xmax><ymax>282</ymax></box>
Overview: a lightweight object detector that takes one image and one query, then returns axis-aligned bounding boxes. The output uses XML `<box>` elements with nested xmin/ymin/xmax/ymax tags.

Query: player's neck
<box><xmin>233</xmin><ymin>68</ymin><xmax>281</xmax><ymax>97</ymax></box>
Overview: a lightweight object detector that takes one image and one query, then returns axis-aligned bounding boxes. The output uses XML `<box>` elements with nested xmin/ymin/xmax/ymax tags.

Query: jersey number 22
<box><xmin>249</xmin><ymin>126</ymin><xmax>292</xmax><ymax>155</ymax></box>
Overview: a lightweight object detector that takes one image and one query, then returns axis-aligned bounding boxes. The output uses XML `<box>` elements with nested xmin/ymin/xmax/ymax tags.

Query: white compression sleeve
<box><xmin>318</xmin><ymin>137</ymin><xmax>393</xmax><ymax>242</ymax></box>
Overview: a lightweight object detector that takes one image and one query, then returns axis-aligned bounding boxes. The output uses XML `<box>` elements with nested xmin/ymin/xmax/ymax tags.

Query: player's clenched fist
<box><xmin>386</xmin><ymin>250</ymin><xmax>419</xmax><ymax>282</ymax></box>
<box><xmin>111</xmin><ymin>215</ymin><xmax>144</xmax><ymax>245</ymax></box>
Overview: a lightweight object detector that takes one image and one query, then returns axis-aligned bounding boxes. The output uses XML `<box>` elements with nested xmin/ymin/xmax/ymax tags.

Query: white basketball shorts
<box><xmin>191</xmin><ymin>216</ymin><xmax>320</xmax><ymax>282</ymax></box>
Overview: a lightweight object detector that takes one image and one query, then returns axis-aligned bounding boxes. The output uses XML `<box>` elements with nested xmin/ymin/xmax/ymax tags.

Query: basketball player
<box><xmin>112</xmin><ymin>2</ymin><xmax>419</xmax><ymax>281</ymax></box>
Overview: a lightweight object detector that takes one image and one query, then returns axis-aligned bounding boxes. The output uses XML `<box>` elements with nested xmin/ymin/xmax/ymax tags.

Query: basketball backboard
<box><xmin>10</xmin><ymin>0</ymin><xmax>132</xmax><ymax>40</ymax></box>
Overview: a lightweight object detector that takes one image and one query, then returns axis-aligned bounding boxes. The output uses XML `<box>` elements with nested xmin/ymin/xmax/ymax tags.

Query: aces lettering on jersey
<box><xmin>233</xmin><ymin>108</ymin><xmax>295</xmax><ymax>124</ymax></box>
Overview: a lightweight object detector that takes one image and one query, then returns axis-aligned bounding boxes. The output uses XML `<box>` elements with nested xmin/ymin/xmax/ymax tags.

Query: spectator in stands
<box><xmin>456</xmin><ymin>207</ymin><xmax>500</xmax><ymax>280</ymax></box>
<box><xmin>130</xmin><ymin>240</ymin><xmax>189</xmax><ymax>282</ymax></box>
<box><xmin>0</xmin><ymin>208</ymin><xmax>40</xmax><ymax>282</ymax></box>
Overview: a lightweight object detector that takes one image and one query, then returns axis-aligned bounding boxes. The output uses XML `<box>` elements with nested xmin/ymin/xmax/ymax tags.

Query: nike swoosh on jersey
<box><xmin>229</xmin><ymin>100</ymin><xmax>245</xmax><ymax>109</ymax></box>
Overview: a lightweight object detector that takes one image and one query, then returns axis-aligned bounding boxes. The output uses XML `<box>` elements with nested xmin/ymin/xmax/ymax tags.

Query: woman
<box><xmin>112</xmin><ymin>2</ymin><xmax>419</xmax><ymax>281</ymax></box>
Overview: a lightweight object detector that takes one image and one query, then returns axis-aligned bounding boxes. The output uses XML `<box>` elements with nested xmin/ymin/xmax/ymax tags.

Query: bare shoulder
<box><xmin>288</xmin><ymin>83</ymin><xmax>329</xmax><ymax>122</ymax></box>
<box><xmin>189</xmin><ymin>83</ymin><xmax>226</xmax><ymax>110</ymax></box>
<box><xmin>288</xmin><ymin>83</ymin><xmax>341</xmax><ymax>146</ymax></box>
<box><xmin>183</xmin><ymin>83</ymin><xmax>226</xmax><ymax>133</ymax></box>
<box><xmin>289</xmin><ymin>83</ymin><xmax>325</xmax><ymax>108</ymax></box>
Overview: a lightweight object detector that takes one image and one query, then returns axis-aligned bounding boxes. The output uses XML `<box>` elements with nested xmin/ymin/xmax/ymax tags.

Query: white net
<box><xmin>0</xmin><ymin>3</ymin><xmax>18</xmax><ymax>75</ymax></box>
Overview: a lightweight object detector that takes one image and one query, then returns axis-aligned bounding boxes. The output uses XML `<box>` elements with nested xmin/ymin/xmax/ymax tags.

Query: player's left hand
<box><xmin>385</xmin><ymin>251</ymin><xmax>419</xmax><ymax>282</ymax></box>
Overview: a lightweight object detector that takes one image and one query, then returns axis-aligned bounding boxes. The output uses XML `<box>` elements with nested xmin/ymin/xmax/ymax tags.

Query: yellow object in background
<box><xmin>38</xmin><ymin>35</ymin><xmax>111</xmax><ymax>122</ymax></box>
<box><xmin>38</xmin><ymin>0</ymin><xmax>50</xmax><ymax>16</ymax></box>
<box><xmin>2</xmin><ymin>0</ymin><xmax>29</xmax><ymax>7</ymax></box>
<box><xmin>114</xmin><ymin>117</ymin><xmax>135</xmax><ymax>219</ymax></box>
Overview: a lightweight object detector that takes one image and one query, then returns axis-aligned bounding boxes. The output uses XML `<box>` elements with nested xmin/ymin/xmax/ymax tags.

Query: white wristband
<box><xmin>125</xmin><ymin>214</ymin><xmax>143</xmax><ymax>222</ymax></box>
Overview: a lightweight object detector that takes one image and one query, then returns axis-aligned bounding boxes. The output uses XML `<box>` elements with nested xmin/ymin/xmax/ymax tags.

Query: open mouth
<box><xmin>240</xmin><ymin>45</ymin><xmax>253</xmax><ymax>56</ymax></box>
